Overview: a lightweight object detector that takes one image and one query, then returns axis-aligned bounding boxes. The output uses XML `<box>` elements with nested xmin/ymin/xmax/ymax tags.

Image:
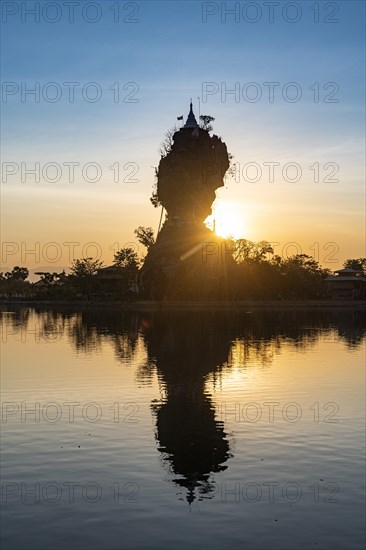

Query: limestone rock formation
<box><xmin>142</xmin><ymin>103</ymin><xmax>232</xmax><ymax>299</ymax></box>
<box><xmin>156</xmin><ymin>103</ymin><xmax>229</xmax><ymax>223</ymax></box>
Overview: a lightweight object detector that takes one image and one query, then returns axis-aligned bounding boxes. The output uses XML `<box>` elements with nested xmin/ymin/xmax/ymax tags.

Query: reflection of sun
<box><xmin>206</xmin><ymin>201</ymin><xmax>246</xmax><ymax>240</ymax></box>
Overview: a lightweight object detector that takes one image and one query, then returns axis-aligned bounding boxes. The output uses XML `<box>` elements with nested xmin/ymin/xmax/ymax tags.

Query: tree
<box><xmin>70</xmin><ymin>258</ymin><xmax>103</xmax><ymax>278</ymax></box>
<box><xmin>113</xmin><ymin>247</ymin><xmax>140</xmax><ymax>269</ymax></box>
<box><xmin>159</xmin><ymin>126</ymin><xmax>177</xmax><ymax>157</ymax></box>
<box><xmin>150</xmin><ymin>167</ymin><xmax>162</xmax><ymax>208</ymax></box>
<box><xmin>199</xmin><ymin>115</ymin><xmax>215</xmax><ymax>132</ymax></box>
<box><xmin>69</xmin><ymin>258</ymin><xmax>104</xmax><ymax>299</ymax></box>
<box><xmin>134</xmin><ymin>226</ymin><xmax>155</xmax><ymax>250</ymax></box>
<box><xmin>33</xmin><ymin>271</ymin><xmax>68</xmax><ymax>299</ymax></box>
<box><xmin>5</xmin><ymin>266</ymin><xmax>29</xmax><ymax>281</ymax></box>
<box><xmin>278</xmin><ymin>254</ymin><xmax>330</xmax><ymax>299</ymax></box>
<box><xmin>0</xmin><ymin>266</ymin><xmax>31</xmax><ymax>298</ymax></box>
<box><xmin>111</xmin><ymin>247</ymin><xmax>141</xmax><ymax>298</ymax></box>
<box><xmin>35</xmin><ymin>271</ymin><xmax>66</xmax><ymax>285</ymax></box>
<box><xmin>343</xmin><ymin>258</ymin><xmax>366</xmax><ymax>275</ymax></box>
<box><xmin>233</xmin><ymin>239</ymin><xmax>274</xmax><ymax>263</ymax></box>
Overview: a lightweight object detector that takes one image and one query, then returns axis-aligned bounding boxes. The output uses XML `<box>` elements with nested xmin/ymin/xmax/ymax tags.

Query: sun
<box><xmin>206</xmin><ymin>201</ymin><xmax>246</xmax><ymax>240</ymax></box>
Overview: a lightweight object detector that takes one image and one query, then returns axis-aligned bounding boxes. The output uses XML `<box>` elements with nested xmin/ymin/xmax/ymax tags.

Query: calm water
<box><xmin>1</xmin><ymin>306</ymin><xmax>365</xmax><ymax>550</ymax></box>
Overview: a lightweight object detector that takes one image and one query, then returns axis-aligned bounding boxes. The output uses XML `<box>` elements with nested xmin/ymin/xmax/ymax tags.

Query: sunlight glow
<box><xmin>208</xmin><ymin>201</ymin><xmax>246</xmax><ymax>240</ymax></box>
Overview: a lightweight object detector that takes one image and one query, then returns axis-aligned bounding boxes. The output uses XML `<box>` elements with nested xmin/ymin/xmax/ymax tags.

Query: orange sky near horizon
<box><xmin>1</xmin><ymin>134</ymin><xmax>364</xmax><ymax>277</ymax></box>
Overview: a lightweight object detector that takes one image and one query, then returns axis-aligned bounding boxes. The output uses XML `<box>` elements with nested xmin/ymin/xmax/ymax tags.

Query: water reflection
<box><xmin>143</xmin><ymin>314</ymin><xmax>234</xmax><ymax>503</ymax></box>
<box><xmin>1</xmin><ymin>306</ymin><xmax>365</xmax><ymax>505</ymax></box>
<box><xmin>3</xmin><ymin>306</ymin><xmax>365</xmax><ymax>350</ymax></box>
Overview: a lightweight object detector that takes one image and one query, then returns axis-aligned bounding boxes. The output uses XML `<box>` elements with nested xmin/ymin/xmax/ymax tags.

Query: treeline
<box><xmin>1</xmin><ymin>228</ymin><xmax>365</xmax><ymax>301</ymax></box>
<box><xmin>150</xmin><ymin>243</ymin><xmax>365</xmax><ymax>300</ymax></box>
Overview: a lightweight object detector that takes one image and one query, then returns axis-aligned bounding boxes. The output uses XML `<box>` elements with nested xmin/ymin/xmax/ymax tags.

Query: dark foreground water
<box><xmin>1</xmin><ymin>306</ymin><xmax>365</xmax><ymax>550</ymax></box>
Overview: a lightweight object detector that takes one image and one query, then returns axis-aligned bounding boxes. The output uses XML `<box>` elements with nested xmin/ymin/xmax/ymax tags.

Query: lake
<box><xmin>1</xmin><ymin>306</ymin><xmax>365</xmax><ymax>550</ymax></box>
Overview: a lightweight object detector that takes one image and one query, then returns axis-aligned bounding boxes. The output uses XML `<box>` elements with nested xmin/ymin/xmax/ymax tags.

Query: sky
<box><xmin>1</xmin><ymin>0</ymin><xmax>365</xmax><ymax>275</ymax></box>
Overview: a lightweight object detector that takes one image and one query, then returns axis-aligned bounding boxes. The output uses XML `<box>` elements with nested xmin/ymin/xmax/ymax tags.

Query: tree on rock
<box><xmin>199</xmin><ymin>115</ymin><xmax>215</xmax><ymax>132</ymax></box>
<box><xmin>134</xmin><ymin>227</ymin><xmax>155</xmax><ymax>250</ymax></box>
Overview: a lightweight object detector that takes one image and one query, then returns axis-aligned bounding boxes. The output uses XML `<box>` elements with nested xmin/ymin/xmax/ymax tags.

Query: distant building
<box><xmin>325</xmin><ymin>268</ymin><xmax>366</xmax><ymax>300</ymax></box>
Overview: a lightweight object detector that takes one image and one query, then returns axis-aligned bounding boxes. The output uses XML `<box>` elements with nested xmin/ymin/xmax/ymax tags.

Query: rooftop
<box><xmin>334</xmin><ymin>268</ymin><xmax>360</xmax><ymax>275</ymax></box>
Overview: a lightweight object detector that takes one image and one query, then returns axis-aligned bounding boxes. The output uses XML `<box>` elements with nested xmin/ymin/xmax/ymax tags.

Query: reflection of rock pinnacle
<box><xmin>143</xmin><ymin>313</ymin><xmax>233</xmax><ymax>503</ymax></box>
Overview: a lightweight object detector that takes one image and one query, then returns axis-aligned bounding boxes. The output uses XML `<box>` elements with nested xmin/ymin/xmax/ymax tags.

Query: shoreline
<box><xmin>1</xmin><ymin>299</ymin><xmax>365</xmax><ymax>311</ymax></box>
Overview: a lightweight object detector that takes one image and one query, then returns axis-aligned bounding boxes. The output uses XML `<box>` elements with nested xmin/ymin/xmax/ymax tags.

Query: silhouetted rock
<box><xmin>143</xmin><ymin>103</ymin><xmax>231</xmax><ymax>298</ymax></box>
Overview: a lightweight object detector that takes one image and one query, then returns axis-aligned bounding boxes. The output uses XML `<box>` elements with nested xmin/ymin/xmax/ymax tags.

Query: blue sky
<box><xmin>1</xmin><ymin>0</ymin><xmax>365</xmax><ymax>271</ymax></box>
